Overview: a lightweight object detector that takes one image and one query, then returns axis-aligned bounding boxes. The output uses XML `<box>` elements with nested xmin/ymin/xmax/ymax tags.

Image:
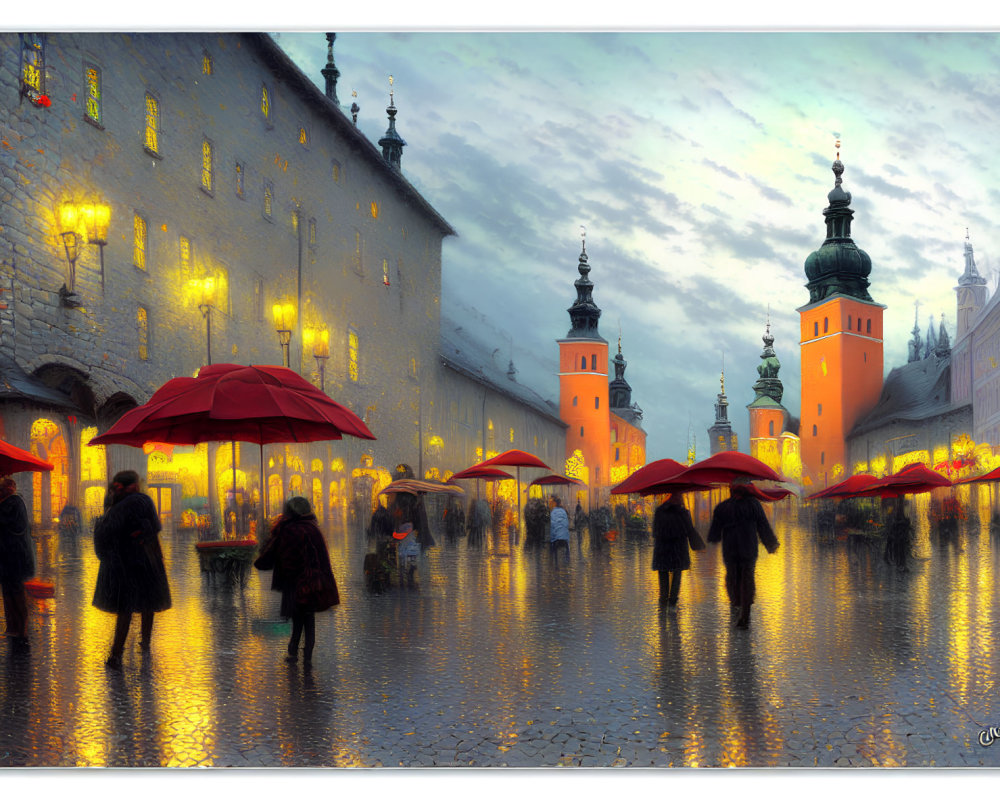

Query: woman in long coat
<box><xmin>92</xmin><ymin>471</ymin><xmax>172</xmax><ymax>669</ymax></box>
<box><xmin>651</xmin><ymin>493</ymin><xmax>705</xmax><ymax>607</ymax></box>
<box><xmin>255</xmin><ymin>496</ymin><xmax>339</xmax><ymax>665</ymax></box>
<box><xmin>0</xmin><ymin>477</ymin><xmax>34</xmax><ymax>647</ymax></box>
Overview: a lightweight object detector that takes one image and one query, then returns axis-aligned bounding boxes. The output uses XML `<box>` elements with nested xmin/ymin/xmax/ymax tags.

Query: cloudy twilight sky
<box><xmin>271</xmin><ymin>28</ymin><xmax>1000</xmax><ymax>463</ymax></box>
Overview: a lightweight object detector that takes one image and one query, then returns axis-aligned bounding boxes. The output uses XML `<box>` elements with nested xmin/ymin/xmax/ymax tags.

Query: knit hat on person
<box><xmin>284</xmin><ymin>496</ymin><xmax>312</xmax><ymax>519</ymax></box>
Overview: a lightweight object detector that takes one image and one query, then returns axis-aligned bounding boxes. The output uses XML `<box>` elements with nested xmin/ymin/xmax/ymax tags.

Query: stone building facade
<box><xmin>0</xmin><ymin>32</ymin><xmax>569</xmax><ymax>532</ymax></box>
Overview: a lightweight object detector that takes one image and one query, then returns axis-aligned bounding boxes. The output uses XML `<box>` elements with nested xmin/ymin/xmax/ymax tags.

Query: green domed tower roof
<box><xmin>804</xmin><ymin>145</ymin><xmax>874</xmax><ymax>304</ymax></box>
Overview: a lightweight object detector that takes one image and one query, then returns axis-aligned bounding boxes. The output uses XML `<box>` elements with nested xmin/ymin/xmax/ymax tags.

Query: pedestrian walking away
<box><xmin>254</xmin><ymin>496</ymin><xmax>339</xmax><ymax>666</ymax></box>
<box><xmin>549</xmin><ymin>496</ymin><xmax>570</xmax><ymax>565</ymax></box>
<box><xmin>651</xmin><ymin>492</ymin><xmax>705</xmax><ymax>608</ymax></box>
<box><xmin>0</xmin><ymin>477</ymin><xmax>35</xmax><ymax>649</ymax></box>
<box><xmin>92</xmin><ymin>470</ymin><xmax>172</xmax><ymax>669</ymax></box>
<box><xmin>884</xmin><ymin>496</ymin><xmax>911</xmax><ymax>571</ymax></box>
<box><xmin>707</xmin><ymin>477</ymin><xmax>779</xmax><ymax>629</ymax></box>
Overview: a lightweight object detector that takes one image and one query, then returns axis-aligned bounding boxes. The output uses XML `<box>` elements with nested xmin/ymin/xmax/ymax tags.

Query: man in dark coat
<box><xmin>0</xmin><ymin>477</ymin><xmax>34</xmax><ymax>648</ymax></box>
<box><xmin>92</xmin><ymin>470</ymin><xmax>172</xmax><ymax>669</ymax></box>
<box><xmin>707</xmin><ymin>477</ymin><xmax>779</xmax><ymax>629</ymax></box>
<box><xmin>652</xmin><ymin>492</ymin><xmax>705</xmax><ymax>608</ymax></box>
<box><xmin>254</xmin><ymin>496</ymin><xmax>339</xmax><ymax>665</ymax></box>
<box><xmin>388</xmin><ymin>463</ymin><xmax>435</xmax><ymax>548</ymax></box>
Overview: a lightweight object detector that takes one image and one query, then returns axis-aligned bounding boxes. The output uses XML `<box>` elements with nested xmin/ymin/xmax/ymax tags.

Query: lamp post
<box><xmin>57</xmin><ymin>201</ymin><xmax>79</xmax><ymax>302</ymax></box>
<box><xmin>79</xmin><ymin>201</ymin><xmax>111</xmax><ymax>289</ymax></box>
<box><xmin>192</xmin><ymin>277</ymin><xmax>216</xmax><ymax>365</ymax></box>
<box><xmin>304</xmin><ymin>327</ymin><xmax>330</xmax><ymax>392</ymax></box>
<box><xmin>272</xmin><ymin>302</ymin><xmax>295</xmax><ymax>369</ymax></box>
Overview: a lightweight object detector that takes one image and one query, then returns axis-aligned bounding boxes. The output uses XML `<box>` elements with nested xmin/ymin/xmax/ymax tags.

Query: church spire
<box><xmin>566</xmin><ymin>227</ymin><xmax>604</xmax><ymax>340</ymax></box>
<box><xmin>908</xmin><ymin>300</ymin><xmax>922</xmax><ymax>363</ymax></box>
<box><xmin>750</xmin><ymin>321</ymin><xmax>784</xmax><ymax>404</ymax></box>
<box><xmin>378</xmin><ymin>75</ymin><xmax>406</xmax><ymax>170</ymax></box>
<box><xmin>935</xmin><ymin>314</ymin><xmax>951</xmax><ymax>357</ymax></box>
<box><xmin>322</xmin><ymin>33</ymin><xmax>340</xmax><ymax>104</ymax></box>
<box><xmin>708</xmin><ymin>359</ymin><xmax>737</xmax><ymax>453</ymax></box>
<box><xmin>610</xmin><ymin>330</ymin><xmax>635</xmax><ymax>411</ymax></box>
<box><xmin>959</xmin><ymin>228</ymin><xmax>987</xmax><ymax>287</ymax></box>
<box><xmin>803</xmin><ymin>139</ymin><xmax>874</xmax><ymax>304</ymax></box>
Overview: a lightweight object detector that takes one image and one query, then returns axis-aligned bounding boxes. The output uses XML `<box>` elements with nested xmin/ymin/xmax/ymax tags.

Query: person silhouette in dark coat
<box><xmin>0</xmin><ymin>477</ymin><xmax>34</xmax><ymax>648</ymax></box>
<box><xmin>92</xmin><ymin>471</ymin><xmax>171</xmax><ymax>669</ymax></box>
<box><xmin>707</xmin><ymin>477</ymin><xmax>779</xmax><ymax>629</ymax></box>
<box><xmin>651</xmin><ymin>492</ymin><xmax>705</xmax><ymax>608</ymax></box>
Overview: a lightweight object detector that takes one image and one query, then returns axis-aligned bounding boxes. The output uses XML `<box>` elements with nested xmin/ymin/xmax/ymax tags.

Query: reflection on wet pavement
<box><xmin>2</xmin><ymin>499</ymin><xmax>1000</xmax><ymax>767</ymax></box>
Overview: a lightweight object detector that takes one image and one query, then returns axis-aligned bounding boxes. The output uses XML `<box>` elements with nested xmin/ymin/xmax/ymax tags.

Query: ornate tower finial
<box><xmin>378</xmin><ymin>75</ymin><xmax>406</xmax><ymax>170</ymax></box>
<box><xmin>580</xmin><ymin>225</ymin><xmax>587</xmax><ymax>254</ymax></box>
<box><xmin>350</xmin><ymin>89</ymin><xmax>359</xmax><ymax>126</ymax></box>
<box><xmin>909</xmin><ymin>299</ymin><xmax>922</xmax><ymax>363</ymax></box>
<box><xmin>565</xmin><ymin>233</ymin><xmax>603</xmax><ymax>340</ymax></box>
<box><xmin>322</xmin><ymin>32</ymin><xmax>341</xmax><ymax>104</ymax></box>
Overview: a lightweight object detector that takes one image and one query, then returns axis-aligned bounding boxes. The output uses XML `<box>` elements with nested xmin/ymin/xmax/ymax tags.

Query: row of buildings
<box><xmin>1</xmin><ymin>32</ymin><xmax>646</xmax><ymax>532</ymax></box>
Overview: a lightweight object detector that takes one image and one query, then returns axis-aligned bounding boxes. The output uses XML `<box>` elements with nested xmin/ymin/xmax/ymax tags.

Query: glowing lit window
<box><xmin>80</xmin><ymin>426</ymin><xmax>106</xmax><ymax>483</ymax></box>
<box><xmin>370</xmin><ymin>201</ymin><xmax>379</xmax><ymax>218</ymax></box>
<box><xmin>348</xmin><ymin>330</ymin><xmax>359</xmax><ymax>382</ymax></box>
<box><xmin>261</xmin><ymin>84</ymin><xmax>270</xmax><ymax>120</ymax></box>
<box><xmin>179</xmin><ymin>236</ymin><xmax>191</xmax><ymax>277</ymax></box>
<box><xmin>133</xmin><ymin>213</ymin><xmax>147</xmax><ymax>270</ymax></box>
<box><xmin>263</xmin><ymin>181</ymin><xmax>273</xmax><ymax>219</ymax></box>
<box><xmin>84</xmin><ymin>64</ymin><xmax>102</xmax><ymax>125</ymax></box>
<box><xmin>202</xmin><ymin>52</ymin><xmax>213</xmax><ymax>75</ymax></box>
<box><xmin>332</xmin><ymin>160</ymin><xmax>341</xmax><ymax>183</ymax></box>
<box><xmin>19</xmin><ymin>34</ymin><xmax>44</xmax><ymax>96</ymax></box>
<box><xmin>509</xmin><ymin>428</ymin><xmax>514</xmax><ymax>443</ymax></box>
<box><xmin>409</xmin><ymin>358</ymin><xmax>418</xmax><ymax>378</ymax></box>
<box><xmin>235</xmin><ymin>161</ymin><xmax>245</xmax><ymax>197</ymax></box>
<box><xmin>144</xmin><ymin>93</ymin><xmax>159</xmax><ymax>154</ymax></box>
<box><xmin>299</xmin><ymin>127</ymin><xmax>308</xmax><ymax>145</ymax></box>
<box><xmin>137</xmin><ymin>306</ymin><xmax>149</xmax><ymax>360</ymax></box>
<box><xmin>201</xmin><ymin>138</ymin><xmax>214</xmax><ymax>193</ymax></box>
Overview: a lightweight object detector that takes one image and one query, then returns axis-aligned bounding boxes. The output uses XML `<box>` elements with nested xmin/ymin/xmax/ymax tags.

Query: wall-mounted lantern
<box><xmin>57</xmin><ymin>201</ymin><xmax>81</xmax><ymax>307</ymax></box>
<box><xmin>272</xmin><ymin>302</ymin><xmax>296</xmax><ymax>368</ymax></box>
<box><xmin>191</xmin><ymin>276</ymin><xmax>217</xmax><ymax>365</ymax></box>
<box><xmin>79</xmin><ymin>201</ymin><xmax>111</xmax><ymax>288</ymax></box>
<box><xmin>304</xmin><ymin>326</ymin><xmax>330</xmax><ymax>392</ymax></box>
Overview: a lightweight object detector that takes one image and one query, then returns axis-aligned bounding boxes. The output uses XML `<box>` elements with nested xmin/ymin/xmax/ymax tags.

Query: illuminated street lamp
<box><xmin>191</xmin><ymin>277</ymin><xmax>216</xmax><ymax>365</ymax></box>
<box><xmin>272</xmin><ymin>302</ymin><xmax>295</xmax><ymax>368</ymax></box>
<box><xmin>79</xmin><ymin>201</ymin><xmax>111</xmax><ymax>288</ymax></box>
<box><xmin>304</xmin><ymin>326</ymin><xmax>330</xmax><ymax>392</ymax></box>
<box><xmin>57</xmin><ymin>201</ymin><xmax>80</xmax><ymax>300</ymax></box>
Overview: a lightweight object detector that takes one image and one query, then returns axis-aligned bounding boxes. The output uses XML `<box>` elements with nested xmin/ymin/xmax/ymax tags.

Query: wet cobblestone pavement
<box><xmin>3</xmin><ymin>498</ymin><xmax>1000</xmax><ymax>769</ymax></box>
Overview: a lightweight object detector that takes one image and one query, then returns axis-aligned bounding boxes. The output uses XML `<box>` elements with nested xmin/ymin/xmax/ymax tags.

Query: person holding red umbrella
<box><xmin>0</xmin><ymin>477</ymin><xmax>35</xmax><ymax>650</ymax></box>
<box><xmin>651</xmin><ymin>492</ymin><xmax>705</xmax><ymax>608</ymax></box>
<box><xmin>707</xmin><ymin>477</ymin><xmax>780</xmax><ymax>629</ymax></box>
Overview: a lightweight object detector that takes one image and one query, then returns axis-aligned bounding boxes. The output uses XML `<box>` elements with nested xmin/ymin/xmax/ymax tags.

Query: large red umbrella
<box><xmin>89</xmin><ymin>363</ymin><xmax>375</xmax><ymax>534</ymax></box>
<box><xmin>0</xmin><ymin>439</ymin><xmax>54</xmax><ymax>474</ymax></box>
<box><xmin>529</xmin><ymin>474</ymin><xmax>585</xmax><ymax>487</ymax></box>
<box><xmin>805</xmin><ymin>473</ymin><xmax>879</xmax><ymax>501</ymax></box>
<box><xmin>868</xmin><ymin>463</ymin><xmax>952</xmax><ymax>498</ymax></box>
<box><xmin>955</xmin><ymin>465</ymin><xmax>1000</xmax><ymax>484</ymax></box>
<box><xmin>610</xmin><ymin>458</ymin><xmax>688</xmax><ymax>495</ymax></box>
<box><xmin>678</xmin><ymin>451</ymin><xmax>782</xmax><ymax>485</ymax></box>
<box><xmin>744</xmin><ymin>485</ymin><xmax>795</xmax><ymax>503</ymax></box>
<box><xmin>90</xmin><ymin>363</ymin><xmax>374</xmax><ymax>446</ymax></box>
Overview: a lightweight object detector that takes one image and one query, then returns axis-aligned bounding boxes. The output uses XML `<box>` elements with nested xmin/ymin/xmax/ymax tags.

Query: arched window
<box><xmin>814</xmin><ymin>321</ymin><xmax>819</xmax><ymax>337</ymax></box>
<box><xmin>824</xmin><ymin>317</ymin><xmax>829</xmax><ymax>333</ymax></box>
<box><xmin>848</xmin><ymin>315</ymin><xmax>852</xmax><ymax>329</ymax></box>
<box><xmin>580</xmin><ymin>356</ymin><xmax>586</xmax><ymax>370</ymax></box>
<box><xmin>580</xmin><ymin>426</ymin><xmax>584</xmax><ymax>438</ymax></box>
<box><xmin>866</xmin><ymin>319</ymin><xmax>871</xmax><ymax>334</ymax></box>
<box><xmin>768</xmin><ymin>420</ymin><xmax>774</xmax><ymax>436</ymax></box>
<box><xmin>572</xmin><ymin>396</ymin><xmax>578</xmax><ymax>407</ymax></box>
<box><xmin>594</xmin><ymin>397</ymin><xmax>599</xmax><ymax>409</ymax></box>
<box><xmin>591</xmin><ymin>354</ymin><xmax>597</xmax><ymax>370</ymax></box>
<box><xmin>812</xmin><ymin>424</ymin><xmax>818</xmax><ymax>436</ymax></box>
<box><xmin>858</xmin><ymin>317</ymin><xmax>862</xmax><ymax>332</ymax></box>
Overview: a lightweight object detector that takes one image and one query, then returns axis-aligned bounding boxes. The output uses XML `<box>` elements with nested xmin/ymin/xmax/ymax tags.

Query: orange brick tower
<box><xmin>558</xmin><ymin>236</ymin><xmax>611</xmax><ymax>491</ymax></box>
<box><xmin>798</xmin><ymin>144</ymin><xmax>885</xmax><ymax>488</ymax></box>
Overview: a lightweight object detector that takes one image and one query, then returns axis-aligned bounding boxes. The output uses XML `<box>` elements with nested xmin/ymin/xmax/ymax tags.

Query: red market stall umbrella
<box><xmin>678</xmin><ymin>451</ymin><xmax>782</xmax><ymax>485</ymax></box>
<box><xmin>0</xmin><ymin>439</ymin><xmax>54</xmax><ymax>474</ymax></box>
<box><xmin>529</xmin><ymin>474</ymin><xmax>585</xmax><ymax>487</ymax></box>
<box><xmin>805</xmin><ymin>474</ymin><xmax>879</xmax><ymax>501</ymax></box>
<box><xmin>448</xmin><ymin>465</ymin><xmax>515</xmax><ymax>482</ymax></box>
<box><xmin>868</xmin><ymin>463</ymin><xmax>952</xmax><ymax>498</ymax></box>
<box><xmin>90</xmin><ymin>363</ymin><xmax>376</xmax><ymax>536</ymax></box>
<box><xmin>468</xmin><ymin>449</ymin><xmax>551</xmax><ymax>540</ymax></box>
<box><xmin>955</xmin><ymin>465</ymin><xmax>1000</xmax><ymax>484</ymax></box>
